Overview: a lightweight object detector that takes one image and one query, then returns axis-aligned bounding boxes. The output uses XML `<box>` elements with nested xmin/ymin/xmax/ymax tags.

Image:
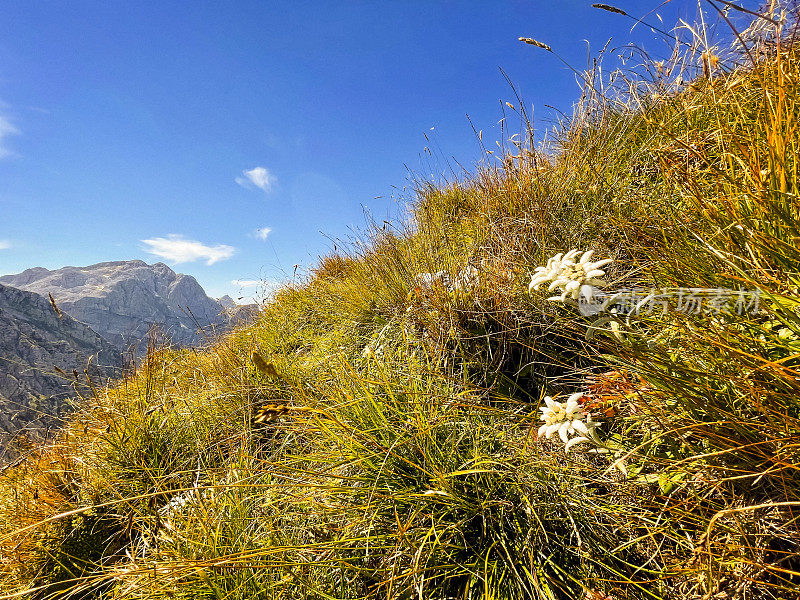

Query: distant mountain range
<box><xmin>0</xmin><ymin>260</ymin><xmax>228</xmax><ymax>352</ymax></box>
<box><xmin>0</xmin><ymin>260</ymin><xmax>259</xmax><ymax>456</ymax></box>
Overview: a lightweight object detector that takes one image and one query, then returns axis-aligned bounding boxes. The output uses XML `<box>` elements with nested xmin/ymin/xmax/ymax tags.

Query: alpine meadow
<box><xmin>2</xmin><ymin>3</ymin><xmax>800</xmax><ymax>599</ymax></box>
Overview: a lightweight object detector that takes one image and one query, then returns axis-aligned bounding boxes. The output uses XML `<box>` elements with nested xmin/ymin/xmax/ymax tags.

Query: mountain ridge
<box><xmin>0</xmin><ymin>260</ymin><xmax>228</xmax><ymax>352</ymax></box>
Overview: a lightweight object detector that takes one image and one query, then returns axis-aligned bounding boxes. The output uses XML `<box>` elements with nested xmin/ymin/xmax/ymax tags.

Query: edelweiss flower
<box><xmin>528</xmin><ymin>249</ymin><xmax>612</xmax><ymax>302</ymax></box>
<box><xmin>415</xmin><ymin>271</ymin><xmax>451</xmax><ymax>290</ymax></box>
<box><xmin>361</xmin><ymin>343</ymin><xmax>384</xmax><ymax>359</ymax></box>
<box><xmin>537</xmin><ymin>392</ymin><xmax>601</xmax><ymax>451</ymax></box>
<box><xmin>452</xmin><ymin>264</ymin><xmax>480</xmax><ymax>292</ymax></box>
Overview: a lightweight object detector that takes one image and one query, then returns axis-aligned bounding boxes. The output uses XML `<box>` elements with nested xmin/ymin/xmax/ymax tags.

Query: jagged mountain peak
<box><xmin>0</xmin><ymin>261</ymin><xmax>226</xmax><ymax>352</ymax></box>
<box><xmin>217</xmin><ymin>294</ymin><xmax>237</xmax><ymax>309</ymax></box>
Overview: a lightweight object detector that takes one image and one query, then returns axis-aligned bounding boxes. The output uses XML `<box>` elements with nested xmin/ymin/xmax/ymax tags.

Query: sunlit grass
<box><xmin>2</xmin><ymin>4</ymin><xmax>800</xmax><ymax>599</ymax></box>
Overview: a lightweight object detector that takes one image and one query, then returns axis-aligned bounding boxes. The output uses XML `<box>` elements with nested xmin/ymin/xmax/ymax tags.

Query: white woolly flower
<box><xmin>415</xmin><ymin>271</ymin><xmax>451</xmax><ymax>290</ymax></box>
<box><xmin>537</xmin><ymin>392</ymin><xmax>601</xmax><ymax>451</ymax></box>
<box><xmin>361</xmin><ymin>343</ymin><xmax>384</xmax><ymax>359</ymax></box>
<box><xmin>528</xmin><ymin>249</ymin><xmax>613</xmax><ymax>303</ymax></box>
<box><xmin>159</xmin><ymin>492</ymin><xmax>191</xmax><ymax>517</ymax></box>
<box><xmin>452</xmin><ymin>264</ymin><xmax>480</xmax><ymax>291</ymax></box>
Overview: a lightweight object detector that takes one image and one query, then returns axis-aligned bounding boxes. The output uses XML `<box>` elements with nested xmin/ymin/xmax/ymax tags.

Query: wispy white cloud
<box><xmin>141</xmin><ymin>234</ymin><xmax>235</xmax><ymax>265</ymax></box>
<box><xmin>0</xmin><ymin>115</ymin><xmax>19</xmax><ymax>159</ymax></box>
<box><xmin>0</xmin><ymin>240</ymin><xmax>10</xmax><ymax>250</ymax></box>
<box><xmin>235</xmin><ymin>166</ymin><xmax>275</xmax><ymax>193</ymax></box>
<box><xmin>254</xmin><ymin>226</ymin><xmax>272</xmax><ymax>240</ymax></box>
<box><xmin>231</xmin><ymin>279</ymin><xmax>261</xmax><ymax>288</ymax></box>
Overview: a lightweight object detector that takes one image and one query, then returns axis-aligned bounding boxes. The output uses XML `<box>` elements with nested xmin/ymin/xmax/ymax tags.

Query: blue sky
<box><xmin>0</xmin><ymin>1</ymin><xmax>703</xmax><ymax>300</ymax></box>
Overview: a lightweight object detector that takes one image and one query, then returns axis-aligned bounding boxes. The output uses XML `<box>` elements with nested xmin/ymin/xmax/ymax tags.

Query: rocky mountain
<box><xmin>217</xmin><ymin>294</ymin><xmax>261</xmax><ymax>327</ymax></box>
<box><xmin>218</xmin><ymin>295</ymin><xmax>237</xmax><ymax>309</ymax></box>
<box><xmin>0</xmin><ymin>282</ymin><xmax>122</xmax><ymax>456</ymax></box>
<box><xmin>0</xmin><ymin>260</ymin><xmax>227</xmax><ymax>354</ymax></box>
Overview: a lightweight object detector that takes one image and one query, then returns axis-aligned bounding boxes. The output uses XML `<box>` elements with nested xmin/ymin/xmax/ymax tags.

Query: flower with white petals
<box><xmin>528</xmin><ymin>249</ymin><xmax>613</xmax><ymax>303</ymax></box>
<box><xmin>452</xmin><ymin>264</ymin><xmax>480</xmax><ymax>291</ymax></box>
<box><xmin>537</xmin><ymin>392</ymin><xmax>601</xmax><ymax>451</ymax></box>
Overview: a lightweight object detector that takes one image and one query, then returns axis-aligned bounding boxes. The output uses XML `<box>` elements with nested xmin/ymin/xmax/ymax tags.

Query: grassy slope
<box><xmin>2</xmin><ymin>17</ymin><xmax>800</xmax><ymax>600</ymax></box>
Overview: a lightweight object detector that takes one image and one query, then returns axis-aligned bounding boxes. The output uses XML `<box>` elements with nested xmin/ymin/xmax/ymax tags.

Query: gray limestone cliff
<box><xmin>217</xmin><ymin>295</ymin><xmax>260</xmax><ymax>327</ymax></box>
<box><xmin>0</xmin><ymin>282</ymin><xmax>123</xmax><ymax>456</ymax></box>
<box><xmin>0</xmin><ymin>260</ymin><xmax>226</xmax><ymax>353</ymax></box>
